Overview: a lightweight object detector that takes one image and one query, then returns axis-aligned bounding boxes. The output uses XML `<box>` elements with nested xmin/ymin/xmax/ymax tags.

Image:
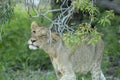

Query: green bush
<box><xmin>0</xmin><ymin>4</ymin><xmax>52</xmax><ymax>72</ymax></box>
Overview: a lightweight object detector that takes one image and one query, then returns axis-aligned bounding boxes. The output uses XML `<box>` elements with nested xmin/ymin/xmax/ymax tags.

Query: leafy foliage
<box><xmin>63</xmin><ymin>0</ymin><xmax>115</xmax><ymax>47</ymax></box>
<box><xmin>63</xmin><ymin>23</ymin><xmax>102</xmax><ymax>46</ymax></box>
<box><xmin>98</xmin><ymin>10</ymin><xmax>115</xmax><ymax>27</ymax></box>
<box><xmin>72</xmin><ymin>0</ymin><xmax>99</xmax><ymax>15</ymax></box>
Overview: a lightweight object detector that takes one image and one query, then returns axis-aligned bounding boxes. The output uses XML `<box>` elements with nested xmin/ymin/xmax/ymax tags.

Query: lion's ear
<box><xmin>31</xmin><ymin>21</ymin><xmax>39</xmax><ymax>30</ymax></box>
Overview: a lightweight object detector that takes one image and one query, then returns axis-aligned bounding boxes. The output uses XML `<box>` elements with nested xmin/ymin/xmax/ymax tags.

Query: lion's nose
<box><xmin>31</xmin><ymin>39</ymin><xmax>36</xmax><ymax>43</ymax></box>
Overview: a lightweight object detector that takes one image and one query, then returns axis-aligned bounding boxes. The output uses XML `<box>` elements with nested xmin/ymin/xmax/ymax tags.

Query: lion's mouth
<box><xmin>29</xmin><ymin>44</ymin><xmax>39</xmax><ymax>50</ymax></box>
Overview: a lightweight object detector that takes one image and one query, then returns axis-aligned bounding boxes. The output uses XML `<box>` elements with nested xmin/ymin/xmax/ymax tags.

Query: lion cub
<box><xmin>28</xmin><ymin>21</ymin><xmax>106</xmax><ymax>80</ymax></box>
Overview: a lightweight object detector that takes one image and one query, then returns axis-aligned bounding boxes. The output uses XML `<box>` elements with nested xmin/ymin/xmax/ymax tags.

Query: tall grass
<box><xmin>0</xmin><ymin>3</ymin><xmax>54</xmax><ymax>80</ymax></box>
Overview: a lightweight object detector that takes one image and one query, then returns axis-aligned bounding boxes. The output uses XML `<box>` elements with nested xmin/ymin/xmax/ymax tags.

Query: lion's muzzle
<box><xmin>28</xmin><ymin>39</ymin><xmax>39</xmax><ymax>50</ymax></box>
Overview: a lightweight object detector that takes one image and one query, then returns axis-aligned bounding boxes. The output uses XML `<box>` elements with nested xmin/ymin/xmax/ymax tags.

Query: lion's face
<box><xmin>28</xmin><ymin>21</ymin><xmax>48</xmax><ymax>50</ymax></box>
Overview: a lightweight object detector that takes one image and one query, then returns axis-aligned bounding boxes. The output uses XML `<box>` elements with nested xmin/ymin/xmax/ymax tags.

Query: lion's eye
<box><xmin>38</xmin><ymin>35</ymin><xmax>46</xmax><ymax>38</ymax></box>
<box><xmin>33</xmin><ymin>31</ymin><xmax>36</xmax><ymax>33</ymax></box>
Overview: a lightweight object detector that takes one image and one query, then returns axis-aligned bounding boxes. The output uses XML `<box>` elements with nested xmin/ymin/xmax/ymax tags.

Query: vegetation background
<box><xmin>0</xmin><ymin>0</ymin><xmax>120</xmax><ymax>80</ymax></box>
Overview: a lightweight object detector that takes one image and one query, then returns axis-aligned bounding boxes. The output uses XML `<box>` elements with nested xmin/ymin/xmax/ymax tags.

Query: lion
<box><xmin>28</xmin><ymin>21</ymin><xmax>106</xmax><ymax>80</ymax></box>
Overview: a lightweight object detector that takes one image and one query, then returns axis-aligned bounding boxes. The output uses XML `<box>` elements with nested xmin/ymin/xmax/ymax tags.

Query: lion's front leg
<box><xmin>50</xmin><ymin>52</ymin><xmax>76</xmax><ymax>80</ymax></box>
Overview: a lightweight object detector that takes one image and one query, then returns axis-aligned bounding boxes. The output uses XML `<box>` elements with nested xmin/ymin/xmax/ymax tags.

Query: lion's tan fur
<box><xmin>28</xmin><ymin>21</ymin><xmax>106</xmax><ymax>80</ymax></box>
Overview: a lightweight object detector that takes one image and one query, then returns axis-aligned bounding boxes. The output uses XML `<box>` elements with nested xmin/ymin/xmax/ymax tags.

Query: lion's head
<box><xmin>28</xmin><ymin>21</ymin><xmax>59</xmax><ymax>50</ymax></box>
